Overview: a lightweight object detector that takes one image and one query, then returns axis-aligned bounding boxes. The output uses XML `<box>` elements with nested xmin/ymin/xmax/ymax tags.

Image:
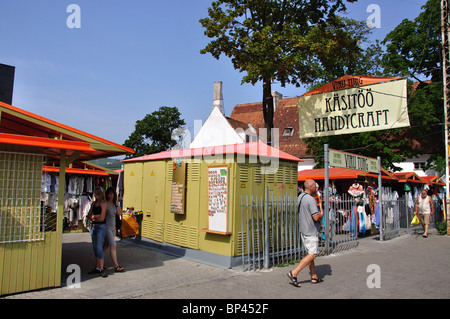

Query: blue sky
<box><xmin>0</xmin><ymin>0</ymin><xmax>428</xmax><ymax>148</ymax></box>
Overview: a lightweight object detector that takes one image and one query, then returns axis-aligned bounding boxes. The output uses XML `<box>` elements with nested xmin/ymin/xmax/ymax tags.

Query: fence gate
<box><xmin>240</xmin><ymin>188</ymin><xmax>359</xmax><ymax>271</ymax></box>
<box><xmin>380</xmin><ymin>187</ymin><xmax>440</xmax><ymax>240</ymax></box>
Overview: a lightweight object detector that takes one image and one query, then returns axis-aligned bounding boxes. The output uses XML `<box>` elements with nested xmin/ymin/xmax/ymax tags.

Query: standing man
<box><xmin>287</xmin><ymin>179</ymin><xmax>324</xmax><ymax>288</ymax></box>
<box><xmin>414</xmin><ymin>188</ymin><xmax>434</xmax><ymax>238</ymax></box>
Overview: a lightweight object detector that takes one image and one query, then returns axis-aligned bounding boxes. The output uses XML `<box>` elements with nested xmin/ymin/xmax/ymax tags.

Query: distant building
<box><xmin>230</xmin><ymin>92</ymin><xmax>314</xmax><ymax>170</ymax></box>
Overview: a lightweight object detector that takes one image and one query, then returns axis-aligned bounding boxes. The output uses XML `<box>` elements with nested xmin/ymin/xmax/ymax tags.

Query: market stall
<box><xmin>395</xmin><ymin>173</ymin><xmax>446</xmax><ymax>224</ymax></box>
<box><xmin>42</xmin><ymin>162</ymin><xmax>118</xmax><ymax>232</ymax></box>
<box><xmin>298</xmin><ymin>167</ymin><xmax>399</xmax><ymax>237</ymax></box>
<box><xmin>0</xmin><ymin>100</ymin><xmax>133</xmax><ymax>296</ymax></box>
<box><xmin>123</xmin><ymin>142</ymin><xmax>301</xmax><ymax>268</ymax></box>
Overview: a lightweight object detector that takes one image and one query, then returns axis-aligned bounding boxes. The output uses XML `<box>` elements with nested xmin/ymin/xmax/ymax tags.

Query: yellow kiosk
<box><xmin>122</xmin><ymin>142</ymin><xmax>301</xmax><ymax>268</ymax></box>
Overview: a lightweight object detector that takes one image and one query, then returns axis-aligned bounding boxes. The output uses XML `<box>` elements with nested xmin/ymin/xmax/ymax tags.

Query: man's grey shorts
<box><xmin>301</xmin><ymin>233</ymin><xmax>319</xmax><ymax>255</ymax></box>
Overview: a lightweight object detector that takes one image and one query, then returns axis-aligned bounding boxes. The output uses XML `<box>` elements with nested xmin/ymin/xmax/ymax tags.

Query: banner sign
<box><xmin>298</xmin><ymin>78</ymin><xmax>410</xmax><ymax>138</ymax></box>
<box><xmin>329</xmin><ymin>149</ymin><xmax>379</xmax><ymax>173</ymax></box>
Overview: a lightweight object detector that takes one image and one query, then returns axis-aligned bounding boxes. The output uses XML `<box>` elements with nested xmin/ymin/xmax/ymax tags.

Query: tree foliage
<box><xmin>200</xmin><ymin>0</ymin><xmax>357</xmax><ymax>143</ymax></box>
<box><xmin>382</xmin><ymin>0</ymin><xmax>441</xmax><ymax>82</ymax></box>
<box><xmin>382</xmin><ymin>0</ymin><xmax>444</xmax><ymax>171</ymax></box>
<box><xmin>305</xmin><ymin>0</ymin><xmax>445</xmax><ymax>172</ymax></box>
<box><xmin>124</xmin><ymin>106</ymin><xmax>186</xmax><ymax>159</ymax></box>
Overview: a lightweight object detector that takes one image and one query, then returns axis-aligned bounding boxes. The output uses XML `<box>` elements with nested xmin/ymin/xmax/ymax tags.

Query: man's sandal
<box><xmin>311</xmin><ymin>276</ymin><xmax>324</xmax><ymax>284</ymax></box>
<box><xmin>287</xmin><ymin>271</ymin><xmax>301</xmax><ymax>288</ymax></box>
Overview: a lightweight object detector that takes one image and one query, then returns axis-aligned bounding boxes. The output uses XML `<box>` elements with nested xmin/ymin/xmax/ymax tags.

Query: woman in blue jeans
<box><xmin>87</xmin><ymin>187</ymin><xmax>108</xmax><ymax>277</ymax></box>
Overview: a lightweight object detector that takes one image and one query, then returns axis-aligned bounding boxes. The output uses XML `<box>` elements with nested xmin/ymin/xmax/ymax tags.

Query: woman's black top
<box><xmin>92</xmin><ymin>204</ymin><xmax>106</xmax><ymax>224</ymax></box>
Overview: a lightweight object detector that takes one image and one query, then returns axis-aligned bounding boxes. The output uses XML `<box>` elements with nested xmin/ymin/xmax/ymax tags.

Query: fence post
<box><xmin>405</xmin><ymin>193</ymin><xmax>410</xmax><ymax>233</ymax></box>
<box><xmin>378</xmin><ymin>157</ymin><xmax>384</xmax><ymax>241</ymax></box>
<box><xmin>241</xmin><ymin>195</ymin><xmax>245</xmax><ymax>272</ymax></box>
<box><xmin>264</xmin><ymin>186</ymin><xmax>270</xmax><ymax>269</ymax></box>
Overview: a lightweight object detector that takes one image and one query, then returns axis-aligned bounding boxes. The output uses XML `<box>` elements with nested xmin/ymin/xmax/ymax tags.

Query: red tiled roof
<box><xmin>230</xmin><ymin>97</ymin><xmax>308</xmax><ymax>159</ymax></box>
<box><xmin>225</xmin><ymin>116</ymin><xmax>252</xmax><ymax>131</ymax></box>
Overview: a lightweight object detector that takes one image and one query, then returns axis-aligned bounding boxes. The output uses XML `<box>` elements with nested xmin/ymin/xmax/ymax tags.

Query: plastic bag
<box><xmin>121</xmin><ymin>215</ymin><xmax>140</xmax><ymax>238</ymax></box>
<box><xmin>411</xmin><ymin>215</ymin><xmax>420</xmax><ymax>226</ymax></box>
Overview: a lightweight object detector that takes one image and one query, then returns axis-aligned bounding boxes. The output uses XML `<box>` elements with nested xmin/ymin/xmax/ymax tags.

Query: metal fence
<box><xmin>240</xmin><ymin>189</ymin><xmax>359</xmax><ymax>271</ymax></box>
<box><xmin>240</xmin><ymin>191</ymin><xmax>298</xmax><ymax>271</ymax></box>
<box><xmin>239</xmin><ymin>187</ymin><xmax>441</xmax><ymax>271</ymax></box>
<box><xmin>380</xmin><ymin>188</ymin><xmax>441</xmax><ymax>240</ymax></box>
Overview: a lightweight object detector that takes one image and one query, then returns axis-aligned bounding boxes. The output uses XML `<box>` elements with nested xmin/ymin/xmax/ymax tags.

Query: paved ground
<box><xmin>3</xmin><ymin>229</ymin><xmax>450</xmax><ymax>301</ymax></box>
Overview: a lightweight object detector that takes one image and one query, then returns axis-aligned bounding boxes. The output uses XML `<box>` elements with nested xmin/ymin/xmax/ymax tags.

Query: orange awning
<box><xmin>0</xmin><ymin>100</ymin><xmax>134</xmax><ymax>162</ymax></box>
<box><xmin>298</xmin><ymin>167</ymin><xmax>398</xmax><ymax>182</ymax></box>
<box><xmin>420</xmin><ymin>176</ymin><xmax>445</xmax><ymax>186</ymax></box>
<box><xmin>0</xmin><ymin>133</ymin><xmax>95</xmax><ymax>152</ymax></box>
<box><xmin>43</xmin><ymin>166</ymin><xmax>109</xmax><ymax>176</ymax></box>
<box><xmin>392</xmin><ymin>172</ymin><xmax>426</xmax><ymax>184</ymax></box>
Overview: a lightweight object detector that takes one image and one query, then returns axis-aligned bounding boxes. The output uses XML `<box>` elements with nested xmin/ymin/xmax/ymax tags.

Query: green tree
<box><xmin>200</xmin><ymin>0</ymin><xmax>357</xmax><ymax>144</ymax></box>
<box><xmin>382</xmin><ymin>0</ymin><xmax>444</xmax><ymax>171</ymax></box>
<box><xmin>124</xmin><ymin>106</ymin><xmax>186</xmax><ymax>158</ymax></box>
<box><xmin>305</xmin><ymin>0</ymin><xmax>444</xmax><ymax>172</ymax></box>
<box><xmin>382</xmin><ymin>0</ymin><xmax>441</xmax><ymax>82</ymax></box>
<box><xmin>302</xmin><ymin>19</ymin><xmax>403</xmax><ymax>170</ymax></box>
<box><xmin>307</xmin><ymin>17</ymin><xmax>385</xmax><ymax>84</ymax></box>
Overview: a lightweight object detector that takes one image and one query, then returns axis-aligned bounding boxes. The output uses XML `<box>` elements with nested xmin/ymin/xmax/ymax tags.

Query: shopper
<box><xmin>287</xmin><ymin>179</ymin><xmax>324</xmax><ymax>288</ymax></box>
<box><xmin>87</xmin><ymin>187</ymin><xmax>108</xmax><ymax>277</ymax></box>
<box><xmin>414</xmin><ymin>188</ymin><xmax>434</xmax><ymax>238</ymax></box>
<box><xmin>103</xmin><ymin>187</ymin><xmax>125</xmax><ymax>272</ymax></box>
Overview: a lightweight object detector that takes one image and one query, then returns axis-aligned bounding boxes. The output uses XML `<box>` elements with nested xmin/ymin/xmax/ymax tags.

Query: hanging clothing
<box><xmin>358</xmin><ymin>206</ymin><xmax>365</xmax><ymax>234</ymax></box>
<box><xmin>82</xmin><ymin>200</ymin><xmax>92</xmax><ymax>231</ymax></box>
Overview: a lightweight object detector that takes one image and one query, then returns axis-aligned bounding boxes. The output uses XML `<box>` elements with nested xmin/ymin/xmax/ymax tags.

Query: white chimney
<box><xmin>213</xmin><ymin>81</ymin><xmax>224</xmax><ymax>113</ymax></box>
<box><xmin>272</xmin><ymin>91</ymin><xmax>283</xmax><ymax>112</ymax></box>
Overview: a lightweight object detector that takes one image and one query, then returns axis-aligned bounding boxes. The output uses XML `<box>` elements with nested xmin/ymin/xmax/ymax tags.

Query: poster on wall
<box><xmin>171</xmin><ymin>159</ymin><xmax>186</xmax><ymax>214</ymax></box>
<box><xmin>207</xmin><ymin>165</ymin><xmax>229</xmax><ymax>234</ymax></box>
<box><xmin>298</xmin><ymin>76</ymin><xmax>410</xmax><ymax>138</ymax></box>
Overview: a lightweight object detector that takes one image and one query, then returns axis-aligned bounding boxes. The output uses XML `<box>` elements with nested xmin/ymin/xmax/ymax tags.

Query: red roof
<box><xmin>0</xmin><ymin>133</ymin><xmax>95</xmax><ymax>152</ymax></box>
<box><xmin>302</xmin><ymin>75</ymin><xmax>403</xmax><ymax>96</ymax></box>
<box><xmin>43</xmin><ymin>166</ymin><xmax>110</xmax><ymax>176</ymax></box>
<box><xmin>420</xmin><ymin>176</ymin><xmax>445</xmax><ymax>186</ymax></box>
<box><xmin>0</xmin><ymin>101</ymin><xmax>134</xmax><ymax>162</ymax></box>
<box><xmin>298</xmin><ymin>167</ymin><xmax>397</xmax><ymax>182</ymax></box>
<box><xmin>392</xmin><ymin>172</ymin><xmax>427</xmax><ymax>184</ymax></box>
<box><xmin>123</xmin><ymin>142</ymin><xmax>303</xmax><ymax>163</ymax></box>
<box><xmin>230</xmin><ymin>97</ymin><xmax>308</xmax><ymax>159</ymax></box>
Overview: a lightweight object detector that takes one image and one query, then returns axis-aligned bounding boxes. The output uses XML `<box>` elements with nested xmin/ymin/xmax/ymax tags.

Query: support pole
<box><xmin>378</xmin><ymin>157</ymin><xmax>384</xmax><ymax>241</ymax></box>
<box><xmin>264</xmin><ymin>186</ymin><xmax>270</xmax><ymax>269</ymax></box>
<box><xmin>324</xmin><ymin>144</ymin><xmax>330</xmax><ymax>254</ymax></box>
<box><xmin>441</xmin><ymin>0</ymin><xmax>450</xmax><ymax>235</ymax></box>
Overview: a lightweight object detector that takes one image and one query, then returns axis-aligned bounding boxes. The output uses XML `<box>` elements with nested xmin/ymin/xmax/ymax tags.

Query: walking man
<box><xmin>414</xmin><ymin>188</ymin><xmax>434</xmax><ymax>238</ymax></box>
<box><xmin>287</xmin><ymin>179</ymin><xmax>324</xmax><ymax>288</ymax></box>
